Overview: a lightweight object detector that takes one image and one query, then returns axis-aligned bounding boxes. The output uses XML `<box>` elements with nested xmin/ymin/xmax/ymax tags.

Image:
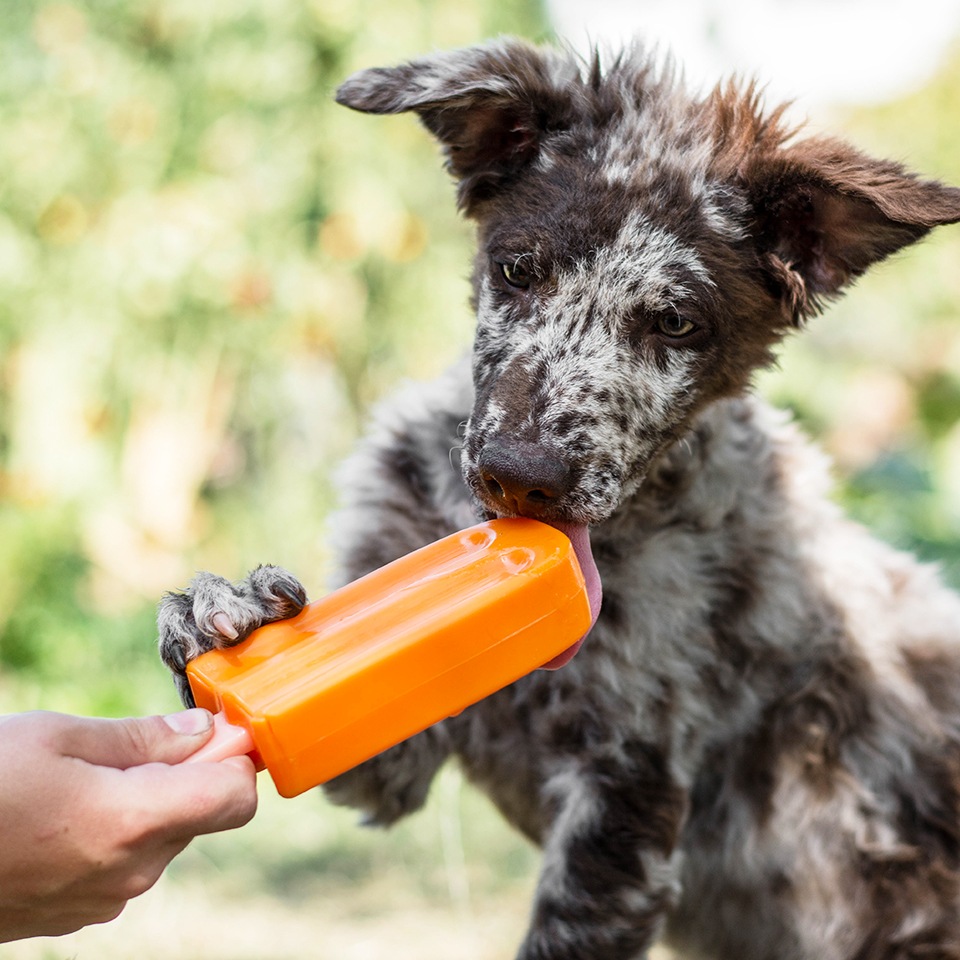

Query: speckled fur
<box><xmin>159</xmin><ymin>39</ymin><xmax>960</xmax><ymax>960</ymax></box>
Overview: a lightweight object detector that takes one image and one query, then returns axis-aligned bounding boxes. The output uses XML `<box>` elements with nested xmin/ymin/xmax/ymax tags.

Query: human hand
<box><xmin>0</xmin><ymin>708</ymin><xmax>257</xmax><ymax>943</ymax></box>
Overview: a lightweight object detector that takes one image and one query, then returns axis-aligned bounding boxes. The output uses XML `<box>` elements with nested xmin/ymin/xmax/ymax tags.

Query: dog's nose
<box><xmin>477</xmin><ymin>440</ymin><xmax>572</xmax><ymax>514</ymax></box>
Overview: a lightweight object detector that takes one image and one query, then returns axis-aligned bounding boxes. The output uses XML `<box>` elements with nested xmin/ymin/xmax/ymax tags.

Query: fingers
<box><xmin>0</xmin><ymin>901</ymin><xmax>126</xmax><ymax>944</ymax></box>
<box><xmin>0</xmin><ymin>712</ymin><xmax>257</xmax><ymax>945</ymax></box>
<box><xmin>37</xmin><ymin>710</ymin><xmax>257</xmax><ymax>833</ymax></box>
<box><xmin>120</xmin><ymin>754</ymin><xmax>259</xmax><ymax>840</ymax></box>
<box><xmin>56</xmin><ymin>710</ymin><xmax>216</xmax><ymax>768</ymax></box>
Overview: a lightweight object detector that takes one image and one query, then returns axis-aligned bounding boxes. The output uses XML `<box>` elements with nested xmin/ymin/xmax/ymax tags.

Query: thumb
<box><xmin>59</xmin><ymin>709</ymin><xmax>215</xmax><ymax>769</ymax></box>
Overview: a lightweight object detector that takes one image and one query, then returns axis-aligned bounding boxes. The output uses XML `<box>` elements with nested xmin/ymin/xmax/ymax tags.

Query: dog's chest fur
<box><xmin>329</xmin><ymin>358</ymin><xmax>960</xmax><ymax>957</ymax></box>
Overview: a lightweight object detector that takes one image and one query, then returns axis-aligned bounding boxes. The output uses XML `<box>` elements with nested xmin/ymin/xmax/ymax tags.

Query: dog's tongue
<box><xmin>540</xmin><ymin>521</ymin><xmax>602</xmax><ymax>670</ymax></box>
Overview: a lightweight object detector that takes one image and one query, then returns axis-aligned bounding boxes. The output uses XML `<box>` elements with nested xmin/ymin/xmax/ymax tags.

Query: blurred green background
<box><xmin>1</xmin><ymin>1</ymin><xmax>959</xmax><ymax>958</ymax></box>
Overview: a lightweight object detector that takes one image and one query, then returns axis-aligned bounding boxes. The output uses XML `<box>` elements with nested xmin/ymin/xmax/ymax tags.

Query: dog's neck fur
<box><xmin>574</xmin><ymin>393</ymin><xmax>820</xmax><ymax>676</ymax></box>
<box><xmin>614</xmin><ymin>395</ymin><xmax>786</xmax><ymax>534</ymax></box>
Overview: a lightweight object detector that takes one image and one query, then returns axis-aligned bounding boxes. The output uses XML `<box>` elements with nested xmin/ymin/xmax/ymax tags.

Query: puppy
<box><xmin>160</xmin><ymin>38</ymin><xmax>960</xmax><ymax>959</ymax></box>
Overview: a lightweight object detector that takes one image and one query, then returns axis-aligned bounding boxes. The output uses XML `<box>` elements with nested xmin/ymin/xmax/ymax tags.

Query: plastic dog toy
<box><xmin>184</xmin><ymin>518</ymin><xmax>591</xmax><ymax>797</ymax></box>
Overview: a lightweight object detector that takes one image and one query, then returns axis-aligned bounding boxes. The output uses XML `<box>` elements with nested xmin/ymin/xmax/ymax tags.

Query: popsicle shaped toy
<box><xmin>185</xmin><ymin>518</ymin><xmax>599</xmax><ymax>797</ymax></box>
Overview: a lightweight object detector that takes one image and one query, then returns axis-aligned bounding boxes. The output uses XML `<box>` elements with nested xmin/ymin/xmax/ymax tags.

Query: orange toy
<box><xmin>184</xmin><ymin>518</ymin><xmax>591</xmax><ymax>797</ymax></box>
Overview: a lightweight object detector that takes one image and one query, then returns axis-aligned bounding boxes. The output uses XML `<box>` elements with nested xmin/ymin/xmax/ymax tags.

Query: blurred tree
<box><xmin>760</xmin><ymin>40</ymin><xmax>960</xmax><ymax>583</ymax></box>
<box><xmin>0</xmin><ymin>2</ymin><xmax>957</xmax><ymax>714</ymax></box>
<box><xmin>0</xmin><ymin>0</ymin><xmax>548</xmax><ymax>710</ymax></box>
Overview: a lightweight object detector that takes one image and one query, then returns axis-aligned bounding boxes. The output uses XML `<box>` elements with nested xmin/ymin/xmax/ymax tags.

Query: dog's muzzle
<box><xmin>476</xmin><ymin>438</ymin><xmax>573</xmax><ymax>518</ymax></box>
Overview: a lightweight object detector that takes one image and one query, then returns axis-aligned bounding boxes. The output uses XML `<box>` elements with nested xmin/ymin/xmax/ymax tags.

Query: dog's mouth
<box><xmin>538</xmin><ymin>520</ymin><xmax>602</xmax><ymax>670</ymax></box>
<box><xmin>462</xmin><ymin>436</ymin><xmax>604</xmax><ymax>668</ymax></box>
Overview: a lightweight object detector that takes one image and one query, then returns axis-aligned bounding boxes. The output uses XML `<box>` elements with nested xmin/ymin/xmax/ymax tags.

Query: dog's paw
<box><xmin>157</xmin><ymin>565</ymin><xmax>308</xmax><ymax>706</ymax></box>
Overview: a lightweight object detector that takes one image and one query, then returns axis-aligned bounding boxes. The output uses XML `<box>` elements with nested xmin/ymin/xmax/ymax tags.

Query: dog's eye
<box><xmin>656</xmin><ymin>313</ymin><xmax>697</xmax><ymax>338</ymax></box>
<box><xmin>499</xmin><ymin>260</ymin><xmax>532</xmax><ymax>290</ymax></box>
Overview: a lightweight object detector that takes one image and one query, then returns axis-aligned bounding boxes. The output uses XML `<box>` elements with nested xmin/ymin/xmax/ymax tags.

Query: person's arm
<box><xmin>0</xmin><ymin>708</ymin><xmax>257</xmax><ymax>943</ymax></box>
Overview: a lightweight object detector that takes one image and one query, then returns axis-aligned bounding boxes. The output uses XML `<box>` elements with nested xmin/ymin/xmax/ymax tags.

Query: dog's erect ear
<box><xmin>336</xmin><ymin>39</ymin><xmax>580</xmax><ymax>213</ymax></box>
<box><xmin>743</xmin><ymin>136</ymin><xmax>960</xmax><ymax>322</ymax></box>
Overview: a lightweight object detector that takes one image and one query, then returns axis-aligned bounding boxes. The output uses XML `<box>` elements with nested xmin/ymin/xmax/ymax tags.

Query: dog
<box><xmin>158</xmin><ymin>38</ymin><xmax>960</xmax><ymax>959</ymax></box>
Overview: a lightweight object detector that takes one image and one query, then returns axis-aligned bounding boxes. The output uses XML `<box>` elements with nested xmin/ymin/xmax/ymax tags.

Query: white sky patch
<box><xmin>548</xmin><ymin>0</ymin><xmax>960</xmax><ymax>110</ymax></box>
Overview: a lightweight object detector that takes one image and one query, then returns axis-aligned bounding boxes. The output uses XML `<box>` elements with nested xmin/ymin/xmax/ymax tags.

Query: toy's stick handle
<box><xmin>185</xmin><ymin>710</ymin><xmax>254</xmax><ymax>763</ymax></box>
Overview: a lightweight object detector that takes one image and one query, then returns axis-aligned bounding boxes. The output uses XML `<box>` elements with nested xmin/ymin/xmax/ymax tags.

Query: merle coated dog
<box><xmin>159</xmin><ymin>38</ymin><xmax>960</xmax><ymax>960</ymax></box>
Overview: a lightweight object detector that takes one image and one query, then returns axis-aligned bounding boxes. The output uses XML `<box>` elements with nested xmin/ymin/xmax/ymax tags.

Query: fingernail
<box><xmin>163</xmin><ymin>708</ymin><xmax>212</xmax><ymax>736</ymax></box>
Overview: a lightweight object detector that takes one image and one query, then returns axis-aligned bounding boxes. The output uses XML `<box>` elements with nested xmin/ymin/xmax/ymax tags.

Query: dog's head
<box><xmin>338</xmin><ymin>38</ymin><xmax>960</xmax><ymax>530</ymax></box>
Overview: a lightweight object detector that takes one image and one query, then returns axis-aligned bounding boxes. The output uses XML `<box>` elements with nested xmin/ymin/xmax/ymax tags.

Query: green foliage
<box><xmin>0</xmin><ymin>0</ymin><xmax>549</xmax><ymax>710</ymax></box>
<box><xmin>760</xmin><ymin>41</ymin><xmax>960</xmax><ymax>586</ymax></box>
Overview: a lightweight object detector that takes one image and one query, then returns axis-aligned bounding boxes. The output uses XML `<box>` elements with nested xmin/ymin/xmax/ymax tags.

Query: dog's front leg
<box><xmin>518</xmin><ymin>753</ymin><xmax>686</xmax><ymax>960</ymax></box>
<box><xmin>322</xmin><ymin>724</ymin><xmax>453</xmax><ymax>826</ymax></box>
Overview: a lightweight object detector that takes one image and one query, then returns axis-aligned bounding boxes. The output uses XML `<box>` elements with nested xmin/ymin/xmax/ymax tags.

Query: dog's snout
<box><xmin>477</xmin><ymin>440</ymin><xmax>572</xmax><ymax>515</ymax></box>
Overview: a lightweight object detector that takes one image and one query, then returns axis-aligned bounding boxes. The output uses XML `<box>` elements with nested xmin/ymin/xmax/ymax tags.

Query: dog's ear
<box><xmin>336</xmin><ymin>39</ymin><xmax>579</xmax><ymax>213</ymax></box>
<box><xmin>743</xmin><ymin>135</ymin><xmax>960</xmax><ymax>323</ymax></box>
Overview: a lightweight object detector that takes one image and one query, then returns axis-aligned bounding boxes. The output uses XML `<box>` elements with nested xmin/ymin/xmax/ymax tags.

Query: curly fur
<box><xmin>159</xmin><ymin>38</ymin><xmax>960</xmax><ymax>960</ymax></box>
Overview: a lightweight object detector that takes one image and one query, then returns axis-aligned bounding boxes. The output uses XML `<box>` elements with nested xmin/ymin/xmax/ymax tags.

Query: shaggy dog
<box><xmin>159</xmin><ymin>38</ymin><xmax>960</xmax><ymax>959</ymax></box>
